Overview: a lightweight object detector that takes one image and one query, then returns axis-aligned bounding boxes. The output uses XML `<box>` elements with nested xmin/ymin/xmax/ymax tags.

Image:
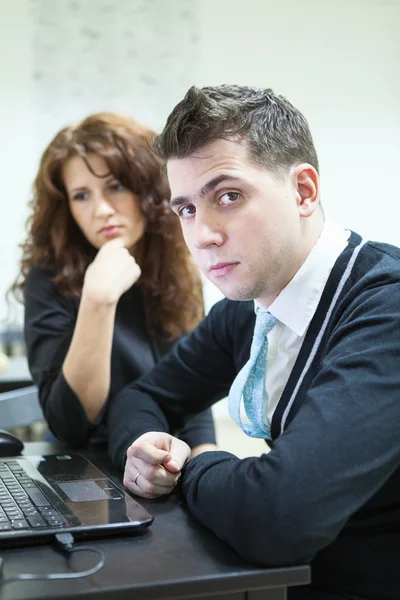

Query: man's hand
<box><xmin>83</xmin><ymin>238</ymin><xmax>141</xmax><ymax>306</ymax></box>
<box><xmin>123</xmin><ymin>432</ymin><xmax>191</xmax><ymax>499</ymax></box>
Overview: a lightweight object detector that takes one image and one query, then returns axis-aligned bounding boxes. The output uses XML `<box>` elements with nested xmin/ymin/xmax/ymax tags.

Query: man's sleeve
<box><xmin>107</xmin><ymin>299</ymin><xmax>243</xmax><ymax>469</ymax></box>
<box><xmin>178</xmin><ymin>408</ymin><xmax>217</xmax><ymax>448</ymax></box>
<box><xmin>181</xmin><ymin>284</ymin><xmax>400</xmax><ymax>566</ymax></box>
<box><xmin>24</xmin><ymin>269</ymin><xmax>95</xmax><ymax>446</ymax></box>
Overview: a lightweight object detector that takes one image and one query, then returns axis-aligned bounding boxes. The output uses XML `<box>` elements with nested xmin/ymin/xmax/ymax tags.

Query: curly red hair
<box><xmin>12</xmin><ymin>113</ymin><xmax>204</xmax><ymax>339</ymax></box>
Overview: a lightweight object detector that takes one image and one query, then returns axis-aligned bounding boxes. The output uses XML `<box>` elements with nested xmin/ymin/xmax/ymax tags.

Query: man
<box><xmin>107</xmin><ymin>86</ymin><xmax>400</xmax><ymax>600</ymax></box>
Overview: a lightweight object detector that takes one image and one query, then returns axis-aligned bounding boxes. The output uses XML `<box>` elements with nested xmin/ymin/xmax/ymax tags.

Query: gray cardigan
<box><xmin>108</xmin><ymin>231</ymin><xmax>400</xmax><ymax>600</ymax></box>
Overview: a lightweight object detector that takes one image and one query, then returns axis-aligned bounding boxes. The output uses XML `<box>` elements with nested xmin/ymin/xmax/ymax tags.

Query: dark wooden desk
<box><xmin>0</xmin><ymin>442</ymin><xmax>310</xmax><ymax>600</ymax></box>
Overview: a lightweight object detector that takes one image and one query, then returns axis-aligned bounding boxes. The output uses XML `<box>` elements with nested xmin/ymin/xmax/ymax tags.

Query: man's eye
<box><xmin>178</xmin><ymin>205</ymin><xmax>196</xmax><ymax>218</ymax></box>
<box><xmin>219</xmin><ymin>192</ymin><xmax>240</xmax><ymax>205</ymax></box>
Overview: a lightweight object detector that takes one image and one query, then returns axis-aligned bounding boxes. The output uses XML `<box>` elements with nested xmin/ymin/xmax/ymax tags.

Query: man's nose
<box><xmin>193</xmin><ymin>211</ymin><xmax>224</xmax><ymax>249</ymax></box>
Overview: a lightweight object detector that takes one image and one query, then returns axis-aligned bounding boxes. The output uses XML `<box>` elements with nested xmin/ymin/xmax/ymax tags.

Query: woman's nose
<box><xmin>93</xmin><ymin>193</ymin><xmax>115</xmax><ymax>217</ymax></box>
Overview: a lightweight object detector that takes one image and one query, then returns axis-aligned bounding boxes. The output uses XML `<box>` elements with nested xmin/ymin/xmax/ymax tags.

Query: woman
<box><xmin>12</xmin><ymin>113</ymin><xmax>216</xmax><ymax>453</ymax></box>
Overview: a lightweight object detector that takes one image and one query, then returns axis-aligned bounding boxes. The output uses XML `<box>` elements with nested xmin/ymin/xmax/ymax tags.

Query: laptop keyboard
<box><xmin>0</xmin><ymin>460</ymin><xmax>65</xmax><ymax>531</ymax></box>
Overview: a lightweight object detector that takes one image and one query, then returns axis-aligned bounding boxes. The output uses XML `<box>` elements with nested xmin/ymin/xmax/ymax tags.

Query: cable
<box><xmin>0</xmin><ymin>533</ymin><xmax>105</xmax><ymax>583</ymax></box>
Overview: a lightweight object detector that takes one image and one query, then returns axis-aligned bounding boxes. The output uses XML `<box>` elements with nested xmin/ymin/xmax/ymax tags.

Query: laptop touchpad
<box><xmin>58</xmin><ymin>480</ymin><xmax>111</xmax><ymax>502</ymax></box>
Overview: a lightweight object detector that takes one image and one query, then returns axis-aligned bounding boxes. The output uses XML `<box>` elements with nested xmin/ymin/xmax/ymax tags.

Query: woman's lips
<box><xmin>100</xmin><ymin>225</ymin><xmax>122</xmax><ymax>238</ymax></box>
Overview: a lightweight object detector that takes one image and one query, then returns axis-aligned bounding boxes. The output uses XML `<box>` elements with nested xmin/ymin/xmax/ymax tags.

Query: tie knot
<box><xmin>254</xmin><ymin>310</ymin><xmax>277</xmax><ymax>339</ymax></box>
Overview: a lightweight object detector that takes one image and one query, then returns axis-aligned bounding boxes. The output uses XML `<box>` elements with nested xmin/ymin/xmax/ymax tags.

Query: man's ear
<box><xmin>292</xmin><ymin>164</ymin><xmax>320</xmax><ymax>217</ymax></box>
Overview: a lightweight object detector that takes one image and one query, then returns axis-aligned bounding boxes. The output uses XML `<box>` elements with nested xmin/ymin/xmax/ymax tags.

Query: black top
<box><xmin>108</xmin><ymin>232</ymin><xmax>400</xmax><ymax>600</ymax></box>
<box><xmin>23</xmin><ymin>266</ymin><xmax>216</xmax><ymax>448</ymax></box>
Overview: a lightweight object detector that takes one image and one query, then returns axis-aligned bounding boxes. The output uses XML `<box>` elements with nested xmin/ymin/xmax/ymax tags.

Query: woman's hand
<box><xmin>84</xmin><ymin>237</ymin><xmax>141</xmax><ymax>305</ymax></box>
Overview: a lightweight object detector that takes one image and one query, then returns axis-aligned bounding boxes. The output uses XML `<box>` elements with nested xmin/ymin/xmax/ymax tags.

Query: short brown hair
<box><xmin>154</xmin><ymin>85</ymin><xmax>319</xmax><ymax>177</ymax></box>
<box><xmin>12</xmin><ymin>113</ymin><xmax>203</xmax><ymax>339</ymax></box>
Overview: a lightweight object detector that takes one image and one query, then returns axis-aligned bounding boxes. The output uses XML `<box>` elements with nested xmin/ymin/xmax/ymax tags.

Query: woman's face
<box><xmin>63</xmin><ymin>154</ymin><xmax>147</xmax><ymax>252</ymax></box>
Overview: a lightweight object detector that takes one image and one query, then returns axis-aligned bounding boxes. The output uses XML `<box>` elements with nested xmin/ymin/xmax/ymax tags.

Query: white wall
<box><xmin>0</xmin><ymin>0</ymin><xmax>36</xmax><ymax>322</ymax></box>
<box><xmin>1</xmin><ymin>0</ymin><xmax>399</xmax><ymax>321</ymax></box>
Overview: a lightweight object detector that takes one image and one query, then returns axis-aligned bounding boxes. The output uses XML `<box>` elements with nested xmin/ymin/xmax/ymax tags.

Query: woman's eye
<box><xmin>109</xmin><ymin>181</ymin><xmax>125</xmax><ymax>192</ymax></box>
<box><xmin>73</xmin><ymin>191</ymin><xmax>88</xmax><ymax>201</ymax></box>
<box><xmin>178</xmin><ymin>205</ymin><xmax>196</xmax><ymax>218</ymax></box>
<box><xmin>219</xmin><ymin>192</ymin><xmax>240</xmax><ymax>205</ymax></box>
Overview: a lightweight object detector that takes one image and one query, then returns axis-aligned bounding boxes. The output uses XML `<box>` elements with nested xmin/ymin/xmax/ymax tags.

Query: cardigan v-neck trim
<box><xmin>270</xmin><ymin>231</ymin><xmax>366</xmax><ymax>439</ymax></box>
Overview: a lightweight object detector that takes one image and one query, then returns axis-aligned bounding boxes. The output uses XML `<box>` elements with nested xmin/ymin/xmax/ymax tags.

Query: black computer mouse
<box><xmin>0</xmin><ymin>429</ymin><xmax>24</xmax><ymax>457</ymax></box>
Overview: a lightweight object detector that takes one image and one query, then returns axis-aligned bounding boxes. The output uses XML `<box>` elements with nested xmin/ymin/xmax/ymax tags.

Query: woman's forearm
<box><xmin>61</xmin><ymin>239</ymin><xmax>140</xmax><ymax>422</ymax></box>
<box><xmin>62</xmin><ymin>291</ymin><xmax>117</xmax><ymax>422</ymax></box>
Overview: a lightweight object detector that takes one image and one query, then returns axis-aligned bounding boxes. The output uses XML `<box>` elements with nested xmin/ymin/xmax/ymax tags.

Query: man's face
<box><xmin>167</xmin><ymin>139</ymin><xmax>308</xmax><ymax>307</ymax></box>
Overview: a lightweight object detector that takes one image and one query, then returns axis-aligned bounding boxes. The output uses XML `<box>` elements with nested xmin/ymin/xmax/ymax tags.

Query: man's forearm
<box><xmin>107</xmin><ymin>387</ymin><xmax>170</xmax><ymax>469</ymax></box>
<box><xmin>181</xmin><ymin>450</ymin><xmax>320</xmax><ymax>567</ymax></box>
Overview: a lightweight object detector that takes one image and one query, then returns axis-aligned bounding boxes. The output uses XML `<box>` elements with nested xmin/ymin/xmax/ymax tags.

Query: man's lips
<box><xmin>209</xmin><ymin>262</ymin><xmax>239</xmax><ymax>277</ymax></box>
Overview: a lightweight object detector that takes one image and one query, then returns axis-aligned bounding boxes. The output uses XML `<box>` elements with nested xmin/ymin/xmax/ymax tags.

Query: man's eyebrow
<box><xmin>170</xmin><ymin>175</ymin><xmax>241</xmax><ymax>208</ymax></box>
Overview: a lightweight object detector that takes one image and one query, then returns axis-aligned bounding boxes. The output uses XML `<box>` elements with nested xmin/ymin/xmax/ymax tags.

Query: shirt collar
<box><xmin>256</xmin><ymin>219</ymin><xmax>349</xmax><ymax>337</ymax></box>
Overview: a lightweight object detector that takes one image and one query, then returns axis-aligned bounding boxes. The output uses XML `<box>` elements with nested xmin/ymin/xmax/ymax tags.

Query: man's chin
<box><xmin>211</xmin><ymin>283</ymin><xmax>255</xmax><ymax>303</ymax></box>
<box><xmin>202</xmin><ymin>269</ymin><xmax>255</xmax><ymax>301</ymax></box>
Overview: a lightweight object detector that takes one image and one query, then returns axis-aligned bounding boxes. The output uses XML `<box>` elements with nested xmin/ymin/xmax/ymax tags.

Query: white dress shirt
<box><xmin>260</xmin><ymin>219</ymin><xmax>349</xmax><ymax>425</ymax></box>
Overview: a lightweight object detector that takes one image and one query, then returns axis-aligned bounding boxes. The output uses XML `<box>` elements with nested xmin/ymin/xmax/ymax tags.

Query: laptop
<box><xmin>0</xmin><ymin>452</ymin><xmax>153</xmax><ymax>547</ymax></box>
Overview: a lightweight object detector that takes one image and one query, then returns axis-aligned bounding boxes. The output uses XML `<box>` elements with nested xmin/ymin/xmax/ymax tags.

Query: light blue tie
<box><xmin>228</xmin><ymin>309</ymin><xmax>277</xmax><ymax>438</ymax></box>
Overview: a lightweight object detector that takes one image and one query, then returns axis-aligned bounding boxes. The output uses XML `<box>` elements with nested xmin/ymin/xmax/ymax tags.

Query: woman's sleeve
<box><xmin>24</xmin><ymin>268</ymin><xmax>95</xmax><ymax>446</ymax></box>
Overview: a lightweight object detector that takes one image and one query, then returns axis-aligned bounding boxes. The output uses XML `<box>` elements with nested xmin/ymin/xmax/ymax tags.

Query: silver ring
<box><xmin>133</xmin><ymin>472</ymin><xmax>141</xmax><ymax>486</ymax></box>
